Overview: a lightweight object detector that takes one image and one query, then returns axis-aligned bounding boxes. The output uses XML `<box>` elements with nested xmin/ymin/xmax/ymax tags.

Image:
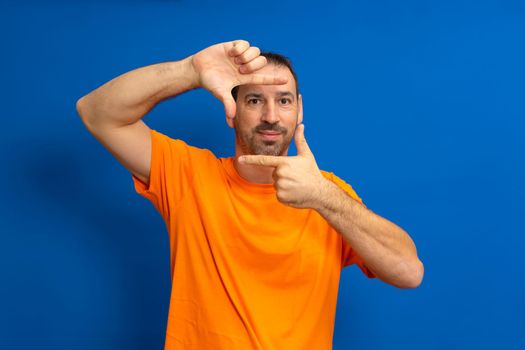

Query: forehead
<box><xmin>237</xmin><ymin>64</ymin><xmax>297</xmax><ymax>97</ymax></box>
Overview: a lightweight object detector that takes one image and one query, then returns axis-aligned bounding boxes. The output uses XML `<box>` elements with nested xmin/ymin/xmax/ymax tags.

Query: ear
<box><xmin>297</xmin><ymin>93</ymin><xmax>303</xmax><ymax>125</ymax></box>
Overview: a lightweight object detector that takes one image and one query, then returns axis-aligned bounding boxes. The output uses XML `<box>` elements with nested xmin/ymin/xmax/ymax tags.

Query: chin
<box><xmin>253</xmin><ymin>142</ymin><xmax>284</xmax><ymax>156</ymax></box>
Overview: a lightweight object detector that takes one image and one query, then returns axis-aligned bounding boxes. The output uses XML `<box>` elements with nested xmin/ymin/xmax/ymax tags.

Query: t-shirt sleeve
<box><xmin>324</xmin><ymin>172</ymin><xmax>376</xmax><ymax>278</ymax></box>
<box><xmin>131</xmin><ymin>129</ymin><xmax>196</xmax><ymax>222</ymax></box>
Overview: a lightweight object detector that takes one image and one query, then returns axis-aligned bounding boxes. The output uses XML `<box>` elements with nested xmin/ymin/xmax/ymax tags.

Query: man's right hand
<box><xmin>190</xmin><ymin>40</ymin><xmax>289</xmax><ymax>120</ymax></box>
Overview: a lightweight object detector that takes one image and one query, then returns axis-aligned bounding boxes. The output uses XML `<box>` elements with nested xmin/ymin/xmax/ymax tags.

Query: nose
<box><xmin>261</xmin><ymin>100</ymin><xmax>280</xmax><ymax>124</ymax></box>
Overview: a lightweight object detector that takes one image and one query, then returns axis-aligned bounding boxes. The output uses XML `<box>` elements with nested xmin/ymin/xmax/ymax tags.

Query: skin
<box><xmin>221</xmin><ymin>45</ymin><xmax>424</xmax><ymax>289</ymax></box>
<box><xmin>229</xmin><ymin>63</ymin><xmax>303</xmax><ymax>184</ymax></box>
<box><xmin>78</xmin><ymin>39</ymin><xmax>424</xmax><ymax>289</ymax></box>
<box><xmin>239</xmin><ymin>127</ymin><xmax>425</xmax><ymax>288</ymax></box>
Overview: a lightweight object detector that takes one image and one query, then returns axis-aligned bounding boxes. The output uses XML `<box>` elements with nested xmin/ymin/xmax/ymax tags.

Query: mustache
<box><xmin>254</xmin><ymin>124</ymin><xmax>287</xmax><ymax>134</ymax></box>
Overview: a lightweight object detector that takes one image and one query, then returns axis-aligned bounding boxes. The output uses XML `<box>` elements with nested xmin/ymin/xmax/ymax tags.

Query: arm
<box><xmin>313</xmin><ymin>179</ymin><xmax>424</xmax><ymax>289</ymax></box>
<box><xmin>76</xmin><ymin>40</ymin><xmax>288</xmax><ymax>185</ymax></box>
<box><xmin>239</xmin><ymin>124</ymin><xmax>424</xmax><ymax>289</ymax></box>
<box><xmin>76</xmin><ymin>57</ymin><xmax>199</xmax><ymax>184</ymax></box>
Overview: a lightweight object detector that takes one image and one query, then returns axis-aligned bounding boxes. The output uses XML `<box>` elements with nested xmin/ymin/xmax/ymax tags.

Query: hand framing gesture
<box><xmin>239</xmin><ymin>124</ymin><xmax>326</xmax><ymax>209</ymax></box>
<box><xmin>191</xmin><ymin>40</ymin><xmax>289</xmax><ymax>120</ymax></box>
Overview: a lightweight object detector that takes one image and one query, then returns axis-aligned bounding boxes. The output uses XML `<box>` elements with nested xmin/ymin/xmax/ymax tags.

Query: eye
<box><xmin>248</xmin><ymin>98</ymin><xmax>261</xmax><ymax>105</ymax></box>
<box><xmin>280</xmin><ymin>98</ymin><xmax>292</xmax><ymax>105</ymax></box>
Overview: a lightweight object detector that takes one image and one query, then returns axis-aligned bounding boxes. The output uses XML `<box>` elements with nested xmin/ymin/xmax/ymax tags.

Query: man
<box><xmin>76</xmin><ymin>39</ymin><xmax>424</xmax><ymax>349</ymax></box>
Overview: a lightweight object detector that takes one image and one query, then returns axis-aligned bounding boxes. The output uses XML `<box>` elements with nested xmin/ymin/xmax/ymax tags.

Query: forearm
<box><xmin>313</xmin><ymin>179</ymin><xmax>424</xmax><ymax>288</ymax></box>
<box><xmin>76</xmin><ymin>56</ymin><xmax>199</xmax><ymax>128</ymax></box>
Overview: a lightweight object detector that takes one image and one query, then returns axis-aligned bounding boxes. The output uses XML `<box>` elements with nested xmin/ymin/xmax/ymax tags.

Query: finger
<box><xmin>238</xmin><ymin>155</ymin><xmax>287</xmax><ymax>167</ymax></box>
<box><xmin>239</xmin><ymin>70</ymin><xmax>289</xmax><ymax>85</ymax></box>
<box><xmin>298</xmin><ymin>94</ymin><xmax>303</xmax><ymax>123</ymax></box>
<box><xmin>223</xmin><ymin>97</ymin><xmax>236</xmax><ymax>120</ymax></box>
<box><xmin>272</xmin><ymin>168</ymin><xmax>278</xmax><ymax>182</ymax></box>
<box><xmin>229</xmin><ymin>40</ymin><xmax>250</xmax><ymax>57</ymax></box>
<box><xmin>238</xmin><ymin>55</ymin><xmax>268</xmax><ymax>74</ymax></box>
<box><xmin>214</xmin><ymin>88</ymin><xmax>237</xmax><ymax>119</ymax></box>
<box><xmin>294</xmin><ymin>124</ymin><xmax>312</xmax><ymax>156</ymax></box>
<box><xmin>234</xmin><ymin>46</ymin><xmax>261</xmax><ymax>65</ymax></box>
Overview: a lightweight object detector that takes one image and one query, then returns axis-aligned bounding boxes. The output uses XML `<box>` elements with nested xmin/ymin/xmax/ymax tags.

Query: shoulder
<box><xmin>320</xmin><ymin>170</ymin><xmax>364</xmax><ymax>205</ymax></box>
<box><xmin>151</xmin><ymin>129</ymin><xmax>218</xmax><ymax>161</ymax></box>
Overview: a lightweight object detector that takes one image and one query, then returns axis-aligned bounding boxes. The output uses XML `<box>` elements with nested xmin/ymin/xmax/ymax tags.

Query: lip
<box><xmin>257</xmin><ymin>131</ymin><xmax>282</xmax><ymax>140</ymax></box>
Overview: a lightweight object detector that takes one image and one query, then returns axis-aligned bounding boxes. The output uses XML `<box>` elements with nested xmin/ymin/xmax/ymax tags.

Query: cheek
<box><xmin>237</xmin><ymin>113</ymin><xmax>259</xmax><ymax>129</ymax></box>
<box><xmin>234</xmin><ymin>119</ymin><xmax>255</xmax><ymax>139</ymax></box>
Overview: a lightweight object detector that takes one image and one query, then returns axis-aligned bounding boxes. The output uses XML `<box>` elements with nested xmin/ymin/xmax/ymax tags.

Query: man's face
<box><xmin>231</xmin><ymin>64</ymin><xmax>303</xmax><ymax>156</ymax></box>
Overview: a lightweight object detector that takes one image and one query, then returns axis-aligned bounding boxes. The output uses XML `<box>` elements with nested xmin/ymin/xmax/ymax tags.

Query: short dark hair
<box><xmin>231</xmin><ymin>51</ymin><xmax>299</xmax><ymax>101</ymax></box>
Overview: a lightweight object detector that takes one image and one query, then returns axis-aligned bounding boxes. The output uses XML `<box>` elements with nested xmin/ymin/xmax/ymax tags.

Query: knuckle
<box><xmin>242</xmin><ymin>60</ymin><xmax>256</xmax><ymax>71</ymax></box>
<box><xmin>236</xmin><ymin>55</ymin><xmax>247</xmax><ymax>64</ymax></box>
<box><xmin>277</xmin><ymin>167</ymin><xmax>288</xmax><ymax>177</ymax></box>
<box><xmin>253</xmin><ymin>56</ymin><xmax>266</xmax><ymax>69</ymax></box>
<box><xmin>233</xmin><ymin>40</ymin><xmax>249</xmax><ymax>53</ymax></box>
<box><xmin>238</xmin><ymin>40</ymin><xmax>249</xmax><ymax>50</ymax></box>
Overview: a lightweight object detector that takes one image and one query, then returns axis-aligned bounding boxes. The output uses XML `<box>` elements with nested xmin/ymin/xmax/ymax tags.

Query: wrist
<box><xmin>310</xmin><ymin>177</ymin><xmax>333</xmax><ymax>212</ymax></box>
<box><xmin>182</xmin><ymin>55</ymin><xmax>200</xmax><ymax>90</ymax></box>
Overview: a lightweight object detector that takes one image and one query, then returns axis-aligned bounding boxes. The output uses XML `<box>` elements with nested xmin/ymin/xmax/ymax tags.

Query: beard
<box><xmin>235</xmin><ymin>122</ymin><xmax>294</xmax><ymax>156</ymax></box>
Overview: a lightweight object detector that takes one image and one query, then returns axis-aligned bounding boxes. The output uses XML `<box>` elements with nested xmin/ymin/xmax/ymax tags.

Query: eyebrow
<box><xmin>244</xmin><ymin>91</ymin><xmax>295</xmax><ymax>99</ymax></box>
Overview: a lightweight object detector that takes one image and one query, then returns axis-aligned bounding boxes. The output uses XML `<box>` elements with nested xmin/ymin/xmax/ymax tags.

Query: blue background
<box><xmin>1</xmin><ymin>0</ymin><xmax>524</xmax><ymax>349</ymax></box>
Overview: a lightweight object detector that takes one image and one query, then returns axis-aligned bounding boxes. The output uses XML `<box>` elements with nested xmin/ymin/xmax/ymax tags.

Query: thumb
<box><xmin>223</xmin><ymin>96</ymin><xmax>237</xmax><ymax>120</ymax></box>
<box><xmin>214</xmin><ymin>88</ymin><xmax>237</xmax><ymax>120</ymax></box>
<box><xmin>294</xmin><ymin>124</ymin><xmax>312</xmax><ymax>156</ymax></box>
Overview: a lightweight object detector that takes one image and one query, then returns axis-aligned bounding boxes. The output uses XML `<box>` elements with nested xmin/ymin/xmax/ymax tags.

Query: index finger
<box><xmin>240</xmin><ymin>72</ymin><xmax>288</xmax><ymax>86</ymax></box>
<box><xmin>238</xmin><ymin>155</ymin><xmax>287</xmax><ymax>167</ymax></box>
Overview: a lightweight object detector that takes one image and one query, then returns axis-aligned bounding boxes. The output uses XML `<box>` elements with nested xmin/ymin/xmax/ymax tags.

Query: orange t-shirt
<box><xmin>132</xmin><ymin>129</ymin><xmax>375</xmax><ymax>350</ymax></box>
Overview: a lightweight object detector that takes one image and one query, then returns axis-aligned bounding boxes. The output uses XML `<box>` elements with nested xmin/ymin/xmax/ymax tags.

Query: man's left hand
<box><xmin>239</xmin><ymin>124</ymin><xmax>327</xmax><ymax>209</ymax></box>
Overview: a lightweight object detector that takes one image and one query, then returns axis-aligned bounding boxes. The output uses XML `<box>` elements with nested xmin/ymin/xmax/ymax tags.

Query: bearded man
<box><xmin>76</xmin><ymin>39</ymin><xmax>424</xmax><ymax>350</ymax></box>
